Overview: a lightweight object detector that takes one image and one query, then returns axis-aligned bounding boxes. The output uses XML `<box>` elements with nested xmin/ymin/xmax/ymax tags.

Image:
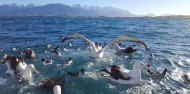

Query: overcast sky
<box><xmin>0</xmin><ymin>0</ymin><xmax>189</xmax><ymax>16</ymax></box>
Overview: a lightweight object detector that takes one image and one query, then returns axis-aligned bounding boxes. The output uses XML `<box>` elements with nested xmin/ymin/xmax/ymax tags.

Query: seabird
<box><xmin>76</xmin><ymin>46</ymin><xmax>80</xmax><ymax>51</ymax></box>
<box><xmin>52</xmin><ymin>50</ymin><xmax>61</xmax><ymax>56</ymax></box>
<box><xmin>25</xmin><ymin>48</ymin><xmax>36</xmax><ymax>59</ymax></box>
<box><xmin>12</xmin><ymin>47</ymin><xmax>16</xmax><ymax>52</ymax></box>
<box><xmin>43</xmin><ymin>48</ymin><xmax>48</xmax><ymax>53</ymax></box>
<box><xmin>62</xmin><ymin>33</ymin><xmax>148</xmax><ymax>58</ymax></box>
<box><xmin>0</xmin><ymin>48</ymin><xmax>3</xmax><ymax>51</ymax></box>
<box><xmin>1</xmin><ymin>55</ymin><xmax>39</xmax><ymax>83</ymax></box>
<box><xmin>63</xmin><ymin>57</ymin><xmax>73</xmax><ymax>67</ymax></box>
<box><xmin>62</xmin><ymin>47</ymin><xmax>68</xmax><ymax>51</ymax></box>
<box><xmin>18</xmin><ymin>49</ymin><xmax>23</xmax><ymax>55</ymax></box>
<box><xmin>51</xmin><ymin>46</ymin><xmax>61</xmax><ymax>56</ymax></box>
<box><xmin>41</xmin><ymin>58</ymin><xmax>53</xmax><ymax>65</ymax></box>
<box><xmin>19</xmin><ymin>64</ymin><xmax>39</xmax><ymax>83</ymax></box>
<box><xmin>146</xmin><ymin>65</ymin><xmax>167</xmax><ymax>77</ymax></box>
<box><xmin>68</xmin><ymin>41</ymin><xmax>73</xmax><ymax>47</ymax></box>
<box><xmin>47</xmin><ymin>43</ymin><xmax>52</xmax><ymax>49</ymax></box>
<box><xmin>114</xmin><ymin>43</ymin><xmax>139</xmax><ymax>55</ymax></box>
<box><xmin>67</xmin><ymin>68</ymin><xmax>85</xmax><ymax>77</ymax></box>
<box><xmin>100</xmin><ymin>61</ymin><xmax>150</xmax><ymax>85</ymax></box>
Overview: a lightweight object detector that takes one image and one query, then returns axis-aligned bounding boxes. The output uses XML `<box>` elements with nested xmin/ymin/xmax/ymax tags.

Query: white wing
<box><xmin>62</xmin><ymin>33</ymin><xmax>94</xmax><ymax>46</ymax></box>
<box><xmin>100</xmin><ymin>35</ymin><xmax>148</xmax><ymax>54</ymax></box>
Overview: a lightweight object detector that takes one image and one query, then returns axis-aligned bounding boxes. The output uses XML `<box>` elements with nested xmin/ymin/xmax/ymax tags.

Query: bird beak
<box><xmin>32</xmin><ymin>68</ymin><xmax>39</xmax><ymax>74</ymax></box>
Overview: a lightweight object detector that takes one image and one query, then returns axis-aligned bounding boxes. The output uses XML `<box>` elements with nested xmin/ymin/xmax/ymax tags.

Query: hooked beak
<box><xmin>32</xmin><ymin>68</ymin><xmax>40</xmax><ymax>74</ymax></box>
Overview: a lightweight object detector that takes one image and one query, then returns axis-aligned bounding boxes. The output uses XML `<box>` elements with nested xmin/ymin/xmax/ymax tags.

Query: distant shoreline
<box><xmin>1</xmin><ymin>3</ymin><xmax>190</xmax><ymax>18</ymax></box>
<box><xmin>0</xmin><ymin>15</ymin><xmax>190</xmax><ymax>18</ymax></box>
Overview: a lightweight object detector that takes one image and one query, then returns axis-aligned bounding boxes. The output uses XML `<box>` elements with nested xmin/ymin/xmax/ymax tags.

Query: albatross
<box><xmin>19</xmin><ymin>64</ymin><xmax>39</xmax><ymax>83</ymax></box>
<box><xmin>114</xmin><ymin>41</ymin><xmax>148</xmax><ymax>55</ymax></box>
<box><xmin>1</xmin><ymin>55</ymin><xmax>39</xmax><ymax>83</ymax></box>
<box><xmin>62</xmin><ymin>33</ymin><xmax>148</xmax><ymax>58</ymax></box>
<box><xmin>114</xmin><ymin>43</ymin><xmax>137</xmax><ymax>55</ymax></box>
<box><xmin>100</xmin><ymin>61</ymin><xmax>150</xmax><ymax>85</ymax></box>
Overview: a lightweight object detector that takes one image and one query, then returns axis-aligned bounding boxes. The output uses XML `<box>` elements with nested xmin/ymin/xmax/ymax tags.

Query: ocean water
<box><xmin>0</xmin><ymin>16</ymin><xmax>190</xmax><ymax>94</ymax></box>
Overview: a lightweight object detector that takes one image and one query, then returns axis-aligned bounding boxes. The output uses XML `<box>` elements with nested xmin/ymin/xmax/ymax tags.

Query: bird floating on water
<box><xmin>41</xmin><ymin>58</ymin><xmax>53</xmax><ymax>65</ymax></box>
<box><xmin>100</xmin><ymin>61</ymin><xmax>150</xmax><ymax>85</ymax></box>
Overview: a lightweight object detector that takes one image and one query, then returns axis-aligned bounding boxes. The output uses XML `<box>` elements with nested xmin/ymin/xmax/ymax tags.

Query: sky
<box><xmin>0</xmin><ymin>0</ymin><xmax>190</xmax><ymax>16</ymax></box>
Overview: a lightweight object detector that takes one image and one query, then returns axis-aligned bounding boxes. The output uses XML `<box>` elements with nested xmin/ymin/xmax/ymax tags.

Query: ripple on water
<box><xmin>0</xmin><ymin>17</ymin><xmax>190</xmax><ymax>94</ymax></box>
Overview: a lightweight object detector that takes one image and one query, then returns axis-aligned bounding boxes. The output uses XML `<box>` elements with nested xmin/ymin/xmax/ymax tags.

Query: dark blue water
<box><xmin>0</xmin><ymin>16</ymin><xmax>190</xmax><ymax>94</ymax></box>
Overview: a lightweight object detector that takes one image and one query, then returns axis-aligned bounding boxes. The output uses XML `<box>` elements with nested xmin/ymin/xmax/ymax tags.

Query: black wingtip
<box><xmin>61</xmin><ymin>37</ymin><xmax>67</xmax><ymax>43</ymax></box>
<box><xmin>61</xmin><ymin>36</ymin><xmax>74</xmax><ymax>43</ymax></box>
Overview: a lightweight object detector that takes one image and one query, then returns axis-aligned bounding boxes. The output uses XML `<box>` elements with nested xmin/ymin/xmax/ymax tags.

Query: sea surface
<box><xmin>0</xmin><ymin>16</ymin><xmax>190</xmax><ymax>94</ymax></box>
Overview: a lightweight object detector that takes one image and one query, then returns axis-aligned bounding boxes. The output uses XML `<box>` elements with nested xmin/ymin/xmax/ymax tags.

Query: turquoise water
<box><xmin>0</xmin><ymin>16</ymin><xmax>190</xmax><ymax>94</ymax></box>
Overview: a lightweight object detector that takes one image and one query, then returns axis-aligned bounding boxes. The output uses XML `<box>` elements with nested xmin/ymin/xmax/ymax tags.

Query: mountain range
<box><xmin>0</xmin><ymin>3</ymin><xmax>141</xmax><ymax>17</ymax></box>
